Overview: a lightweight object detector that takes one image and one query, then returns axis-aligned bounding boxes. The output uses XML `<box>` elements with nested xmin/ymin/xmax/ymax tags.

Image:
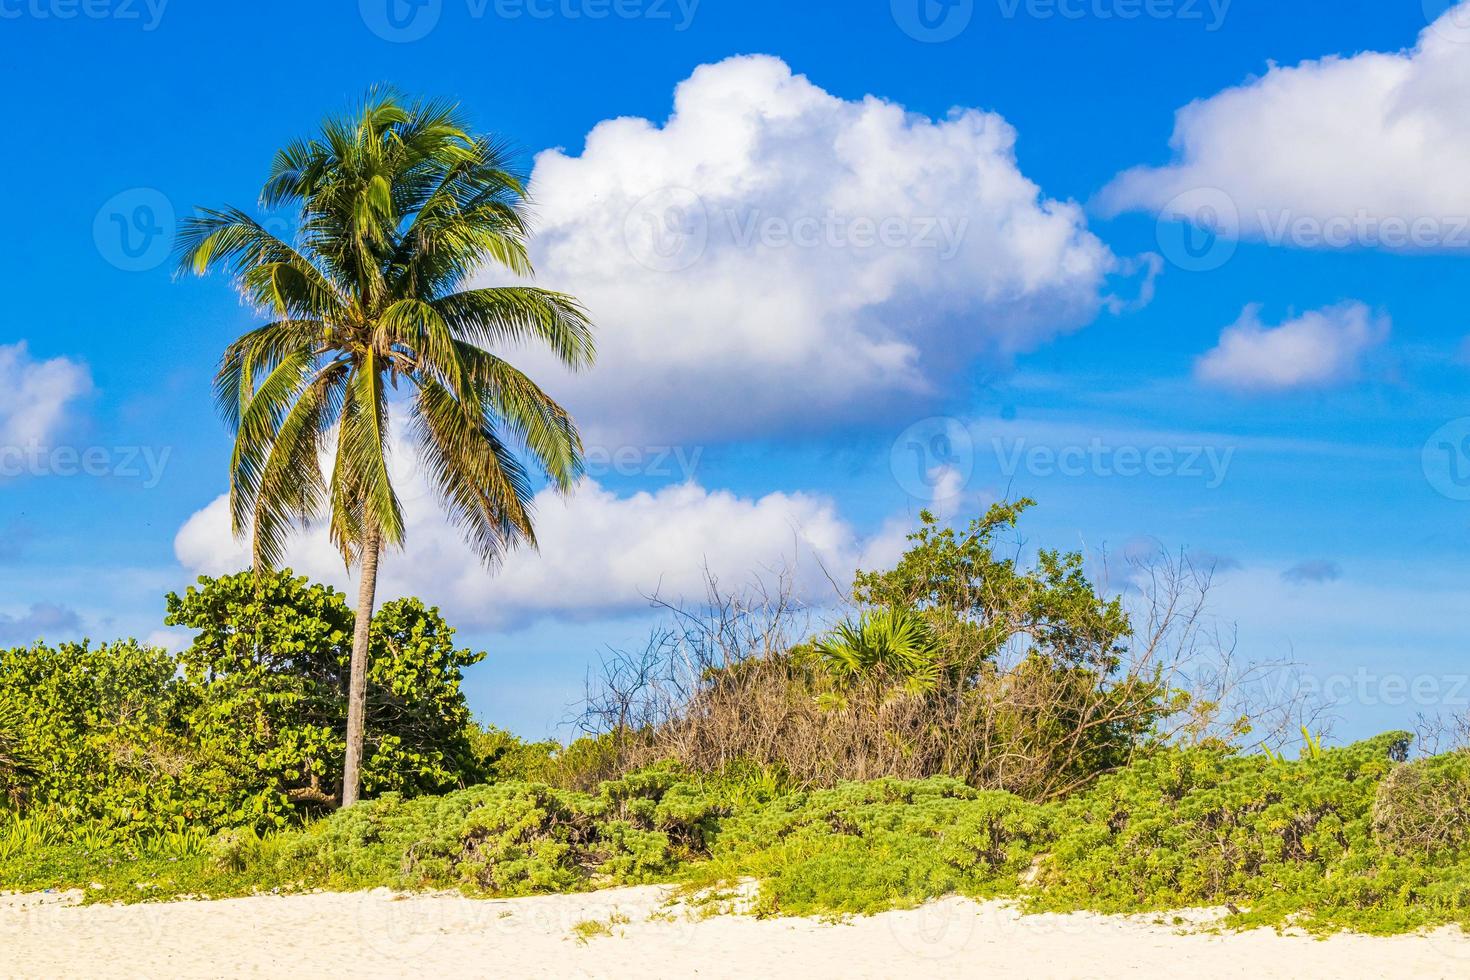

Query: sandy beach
<box><xmin>3</xmin><ymin>885</ymin><xmax>1466</xmax><ymax>979</ymax></box>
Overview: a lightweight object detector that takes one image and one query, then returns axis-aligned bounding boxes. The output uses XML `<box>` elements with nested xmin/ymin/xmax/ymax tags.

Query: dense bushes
<box><xmin>703</xmin><ymin>778</ymin><xmax>1047</xmax><ymax>915</ymax></box>
<box><xmin>7</xmin><ymin>504</ymin><xmax>1470</xmax><ymax>938</ymax></box>
<box><xmin>0</xmin><ymin>639</ymin><xmax>255</xmax><ymax>840</ymax></box>
<box><xmin>12</xmin><ymin>733</ymin><xmax>1470</xmax><ymax>937</ymax></box>
<box><xmin>589</xmin><ymin>502</ymin><xmax>1196</xmax><ymax>800</ymax></box>
<box><xmin>0</xmin><ymin>570</ymin><xmax>485</xmax><ymax>840</ymax></box>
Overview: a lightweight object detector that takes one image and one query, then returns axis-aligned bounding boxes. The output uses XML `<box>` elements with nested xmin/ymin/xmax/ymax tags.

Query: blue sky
<box><xmin>3</xmin><ymin>0</ymin><xmax>1469</xmax><ymax>743</ymax></box>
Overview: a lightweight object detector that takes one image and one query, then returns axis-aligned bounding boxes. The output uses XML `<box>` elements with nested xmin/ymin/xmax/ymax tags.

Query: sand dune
<box><xmin>3</xmin><ymin>885</ymin><xmax>1467</xmax><ymax>979</ymax></box>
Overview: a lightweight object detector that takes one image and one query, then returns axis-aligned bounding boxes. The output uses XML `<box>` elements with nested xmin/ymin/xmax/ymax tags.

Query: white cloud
<box><xmin>508</xmin><ymin>54</ymin><xmax>1118</xmax><ymax>443</ymax></box>
<box><xmin>176</xmin><ymin>473</ymin><xmax>887</xmax><ymax>631</ymax></box>
<box><xmin>0</xmin><ymin>342</ymin><xmax>91</xmax><ymax>448</ymax></box>
<box><xmin>1100</xmin><ymin>5</ymin><xmax>1470</xmax><ymax>250</ymax></box>
<box><xmin>1195</xmin><ymin>303</ymin><xmax>1389</xmax><ymax>392</ymax></box>
<box><xmin>145</xmin><ymin>628</ymin><xmax>193</xmax><ymax>653</ymax></box>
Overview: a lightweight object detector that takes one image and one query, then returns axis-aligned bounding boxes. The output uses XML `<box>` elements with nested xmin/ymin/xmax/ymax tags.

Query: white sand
<box><xmin>3</xmin><ymin>884</ymin><xmax>1468</xmax><ymax>979</ymax></box>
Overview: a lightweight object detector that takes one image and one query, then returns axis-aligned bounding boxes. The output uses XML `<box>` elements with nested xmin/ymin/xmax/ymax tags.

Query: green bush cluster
<box><xmin>636</xmin><ymin>502</ymin><xmax>1179</xmax><ymax>799</ymax></box>
<box><xmin>0</xmin><ymin>570</ymin><xmax>484</xmax><ymax>842</ymax></box>
<box><xmin>274</xmin><ymin>765</ymin><xmax>720</xmax><ymax>895</ymax></box>
<box><xmin>1036</xmin><ymin>732</ymin><xmax>1420</xmax><ymax>928</ymax></box>
<box><xmin>703</xmin><ymin>778</ymin><xmax>1048</xmax><ymax>916</ymax></box>
<box><xmin>12</xmin><ymin>733</ymin><xmax>1470</xmax><ymax>938</ymax></box>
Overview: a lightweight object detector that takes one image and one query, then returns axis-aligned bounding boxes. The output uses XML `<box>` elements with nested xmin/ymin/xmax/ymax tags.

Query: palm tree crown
<box><xmin>179</xmin><ymin>92</ymin><xmax>594</xmax><ymax>570</ymax></box>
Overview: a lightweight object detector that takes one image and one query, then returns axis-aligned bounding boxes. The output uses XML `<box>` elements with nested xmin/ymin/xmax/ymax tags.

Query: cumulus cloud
<box><xmin>1282</xmin><ymin>560</ymin><xmax>1343</xmax><ymax>585</ymax></box>
<box><xmin>1100</xmin><ymin>5</ymin><xmax>1470</xmax><ymax>250</ymax></box>
<box><xmin>508</xmin><ymin>55</ymin><xmax>1118</xmax><ymax>443</ymax></box>
<box><xmin>0</xmin><ymin>342</ymin><xmax>91</xmax><ymax>449</ymax></box>
<box><xmin>1195</xmin><ymin>303</ymin><xmax>1389</xmax><ymax>393</ymax></box>
<box><xmin>176</xmin><ymin>471</ymin><xmax>896</xmax><ymax>631</ymax></box>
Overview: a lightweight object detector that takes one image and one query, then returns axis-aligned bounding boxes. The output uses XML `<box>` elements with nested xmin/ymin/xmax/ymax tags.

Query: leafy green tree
<box><xmin>178</xmin><ymin>93</ymin><xmax>595</xmax><ymax>804</ymax></box>
<box><xmin>852</xmin><ymin>500</ymin><xmax>1130</xmax><ymax>672</ymax></box>
<box><xmin>165</xmin><ymin>570</ymin><xmax>484</xmax><ymax>808</ymax></box>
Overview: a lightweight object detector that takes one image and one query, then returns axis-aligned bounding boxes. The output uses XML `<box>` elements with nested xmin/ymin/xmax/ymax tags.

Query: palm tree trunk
<box><xmin>340</xmin><ymin>523</ymin><xmax>381</xmax><ymax>808</ymax></box>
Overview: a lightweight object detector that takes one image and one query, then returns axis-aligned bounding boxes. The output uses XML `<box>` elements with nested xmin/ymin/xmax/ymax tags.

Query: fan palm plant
<box><xmin>178</xmin><ymin>93</ymin><xmax>595</xmax><ymax>806</ymax></box>
<box><xmin>809</xmin><ymin>608</ymin><xmax>942</xmax><ymax>699</ymax></box>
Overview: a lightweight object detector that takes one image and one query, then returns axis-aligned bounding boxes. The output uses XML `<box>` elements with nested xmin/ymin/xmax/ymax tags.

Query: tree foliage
<box><xmin>0</xmin><ymin>571</ymin><xmax>485</xmax><ymax>840</ymax></box>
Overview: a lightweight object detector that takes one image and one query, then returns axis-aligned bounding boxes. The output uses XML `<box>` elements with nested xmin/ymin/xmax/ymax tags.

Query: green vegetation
<box><xmin>7</xmin><ymin>735</ymin><xmax>1470</xmax><ymax>937</ymax></box>
<box><xmin>3</xmin><ymin>499</ymin><xmax>1469</xmax><ymax>940</ymax></box>
<box><xmin>590</xmin><ymin>502</ymin><xmax>1187</xmax><ymax>800</ymax></box>
<box><xmin>0</xmin><ymin>570</ymin><xmax>483</xmax><ymax>841</ymax></box>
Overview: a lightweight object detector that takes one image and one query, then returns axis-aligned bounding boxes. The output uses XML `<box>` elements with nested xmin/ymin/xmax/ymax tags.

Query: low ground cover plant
<box><xmin>7</xmin><ymin>734</ymin><xmax>1470</xmax><ymax>936</ymax></box>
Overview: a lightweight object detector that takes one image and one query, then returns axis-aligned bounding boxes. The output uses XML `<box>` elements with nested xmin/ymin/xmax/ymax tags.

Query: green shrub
<box><xmin>0</xmin><ymin>570</ymin><xmax>486</xmax><ymax>842</ymax></box>
<box><xmin>8</xmin><ymin>736</ymin><xmax>1470</xmax><ymax>938</ymax></box>
<box><xmin>1372</xmin><ymin>751</ymin><xmax>1470</xmax><ymax>857</ymax></box>
<box><xmin>608</xmin><ymin>502</ymin><xmax>1176</xmax><ymax>801</ymax></box>
<box><xmin>269</xmin><ymin>769</ymin><xmax>721</xmax><ymax>895</ymax></box>
<box><xmin>708</xmin><ymin>777</ymin><xmax>1048</xmax><ymax>915</ymax></box>
<box><xmin>0</xmin><ymin>638</ymin><xmax>260</xmax><ymax>841</ymax></box>
<box><xmin>167</xmin><ymin>571</ymin><xmax>484</xmax><ymax>806</ymax></box>
<box><xmin>467</xmin><ymin>724</ymin><xmax>627</xmax><ymax>790</ymax></box>
<box><xmin>1029</xmin><ymin>732</ymin><xmax>1470</xmax><ymax>933</ymax></box>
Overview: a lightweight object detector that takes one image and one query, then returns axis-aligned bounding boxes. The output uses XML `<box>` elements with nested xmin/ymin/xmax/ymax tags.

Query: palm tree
<box><xmin>178</xmin><ymin>93</ymin><xmax>595</xmax><ymax>806</ymax></box>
